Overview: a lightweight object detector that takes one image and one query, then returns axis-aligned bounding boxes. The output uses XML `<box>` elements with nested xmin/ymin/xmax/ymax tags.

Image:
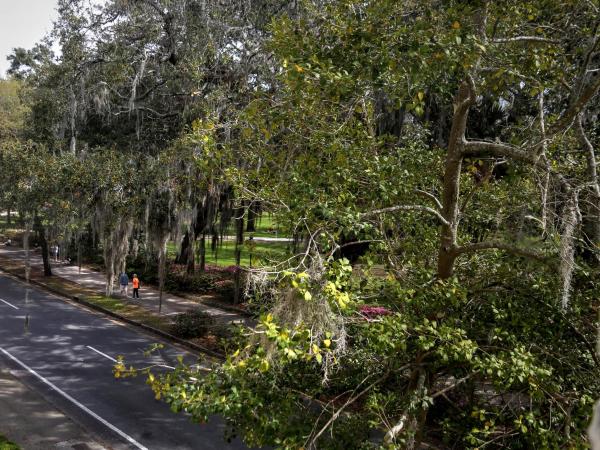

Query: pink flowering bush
<box><xmin>359</xmin><ymin>305</ymin><xmax>392</xmax><ymax>320</ymax></box>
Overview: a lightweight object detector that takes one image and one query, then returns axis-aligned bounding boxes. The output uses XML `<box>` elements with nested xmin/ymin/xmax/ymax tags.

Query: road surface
<box><xmin>0</xmin><ymin>271</ymin><xmax>249</xmax><ymax>450</ymax></box>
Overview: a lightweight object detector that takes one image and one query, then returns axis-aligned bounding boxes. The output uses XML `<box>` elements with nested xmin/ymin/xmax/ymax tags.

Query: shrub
<box><xmin>170</xmin><ymin>309</ymin><xmax>215</xmax><ymax>339</ymax></box>
<box><xmin>214</xmin><ymin>279</ymin><xmax>236</xmax><ymax>303</ymax></box>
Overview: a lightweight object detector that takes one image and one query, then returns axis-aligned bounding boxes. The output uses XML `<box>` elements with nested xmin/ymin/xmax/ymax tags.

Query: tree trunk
<box><xmin>176</xmin><ymin>231</ymin><xmax>191</xmax><ymax>263</ymax></box>
<box><xmin>437</xmin><ymin>79</ymin><xmax>474</xmax><ymax>279</ymax></box>
<box><xmin>576</xmin><ymin>114</ymin><xmax>600</xmax><ymax>259</ymax></box>
<box><xmin>23</xmin><ymin>218</ymin><xmax>32</xmax><ymax>284</ymax></box>
<box><xmin>6</xmin><ymin>208</ymin><xmax>11</xmax><ymax>226</ymax></box>
<box><xmin>199</xmin><ymin>234</ymin><xmax>206</xmax><ymax>272</ymax></box>
<box><xmin>131</xmin><ymin>236</ymin><xmax>139</xmax><ymax>260</ymax></box>
<box><xmin>33</xmin><ymin>215</ymin><xmax>52</xmax><ymax>276</ymax></box>
<box><xmin>186</xmin><ymin>236</ymin><xmax>195</xmax><ymax>275</ymax></box>
<box><xmin>158</xmin><ymin>238</ymin><xmax>167</xmax><ymax>314</ymax></box>
<box><xmin>246</xmin><ymin>202</ymin><xmax>259</xmax><ymax>232</ymax></box>
<box><xmin>77</xmin><ymin>237</ymin><xmax>82</xmax><ymax>274</ymax></box>
<box><xmin>233</xmin><ymin>206</ymin><xmax>244</xmax><ymax>304</ymax></box>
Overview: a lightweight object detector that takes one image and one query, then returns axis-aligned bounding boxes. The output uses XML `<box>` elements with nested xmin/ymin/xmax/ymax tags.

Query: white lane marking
<box><xmin>0</xmin><ymin>298</ymin><xmax>19</xmax><ymax>310</ymax></box>
<box><xmin>0</xmin><ymin>347</ymin><xmax>148</xmax><ymax>450</ymax></box>
<box><xmin>86</xmin><ymin>345</ymin><xmax>118</xmax><ymax>363</ymax></box>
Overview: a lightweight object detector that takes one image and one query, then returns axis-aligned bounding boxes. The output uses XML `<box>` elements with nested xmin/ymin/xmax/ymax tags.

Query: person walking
<box><xmin>132</xmin><ymin>274</ymin><xmax>140</xmax><ymax>299</ymax></box>
<box><xmin>50</xmin><ymin>244</ymin><xmax>58</xmax><ymax>261</ymax></box>
<box><xmin>119</xmin><ymin>271</ymin><xmax>129</xmax><ymax>297</ymax></box>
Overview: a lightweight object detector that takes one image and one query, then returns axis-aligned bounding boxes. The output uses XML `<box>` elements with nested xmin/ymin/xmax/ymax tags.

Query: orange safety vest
<box><xmin>132</xmin><ymin>277</ymin><xmax>139</xmax><ymax>289</ymax></box>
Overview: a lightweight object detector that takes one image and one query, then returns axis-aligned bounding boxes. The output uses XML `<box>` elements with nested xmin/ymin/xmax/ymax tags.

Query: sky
<box><xmin>0</xmin><ymin>0</ymin><xmax>58</xmax><ymax>77</ymax></box>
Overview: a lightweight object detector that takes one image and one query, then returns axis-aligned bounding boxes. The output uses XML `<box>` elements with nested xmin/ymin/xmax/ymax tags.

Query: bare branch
<box><xmin>415</xmin><ymin>189</ymin><xmax>443</xmax><ymax>210</ymax></box>
<box><xmin>549</xmin><ymin>76</ymin><xmax>600</xmax><ymax>135</ymax></box>
<box><xmin>306</xmin><ymin>370</ymin><xmax>391</xmax><ymax>449</ymax></box>
<box><xmin>492</xmin><ymin>36</ymin><xmax>559</xmax><ymax>44</ymax></box>
<box><xmin>462</xmin><ymin>140</ymin><xmax>540</xmax><ymax>166</ymax></box>
<box><xmin>360</xmin><ymin>205</ymin><xmax>450</xmax><ymax>226</ymax></box>
<box><xmin>431</xmin><ymin>372</ymin><xmax>478</xmax><ymax>399</ymax></box>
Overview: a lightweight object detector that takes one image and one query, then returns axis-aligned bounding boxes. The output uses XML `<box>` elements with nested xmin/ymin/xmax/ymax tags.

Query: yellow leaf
<box><xmin>452</xmin><ymin>21</ymin><xmax>461</xmax><ymax>29</ymax></box>
<box><xmin>324</xmin><ymin>339</ymin><xmax>331</xmax><ymax>348</ymax></box>
<box><xmin>260</xmin><ymin>359</ymin><xmax>270</xmax><ymax>372</ymax></box>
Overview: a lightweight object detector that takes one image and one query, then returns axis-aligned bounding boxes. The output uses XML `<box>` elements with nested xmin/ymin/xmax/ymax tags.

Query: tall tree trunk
<box><xmin>186</xmin><ymin>236</ymin><xmax>195</xmax><ymax>275</ymax></box>
<box><xmin>538</xmin><ymin>92</ymin><xmax>551</xmax><ymax>235</ymax></box>
<box><xmin>199</xmin><ymin>234</ymin><xmax>206</xmax><ymax>272</ymax></box>
<box><xmin>158</xmin><ymin>237</ymin><xmax>168</xmax><ymax>314</ymax></box>
<box><xmin>246</xmin><ymin>201</ymin><xmax>260</xmax><ymax>232</ymax></box>
<box><xmin>176</xmin><ymin>231</ymin><xmax>191</xmax><ymax>263</ymax></box>
<box><xmin>576</xmin><ymin>114</ymin><xmax>600</xmax><ymax>259</ymax></box>
<box><xmin>437</xmin><ymin>79</ymin><xmax>475</xmax><ymax>279</ymax></box>
<box><xmin>77</xmin><ymin>235</ymin><xmax>82</xmax><ymax>274</ymax></box>
<box><xmin>23</xmin><ymin>217</ymin><xmax>32</xmax><ymax>284</ymax></box>
<box><xmin>6</xmin><ymin>208</ymin><xmax>11</xmax><ymax>226</ymax></box>
<box><xmin>34</xmin><ymin>216</ymin><xmax>52</xmax><ymax>277</ymax></box>
<box><xmin>177</xmin><ymin>230</ymin><xmax>195</xmax><ymax>274</ymax></box>
<box><xmin>233</xmin><ymin>206</ymin><xmax>244</xmax><ymax>304</ymax></box>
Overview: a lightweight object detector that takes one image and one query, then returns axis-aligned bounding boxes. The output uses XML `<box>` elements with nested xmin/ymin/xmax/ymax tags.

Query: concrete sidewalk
<box><xmin>0</xmin><ymin>366</ymin><xmax>107</xmax><ymax>450</ymax></box>
<box><xmin>0</xmin><ymin>247</ymin><xmax>249</xmax><ymax>325</ymax></box>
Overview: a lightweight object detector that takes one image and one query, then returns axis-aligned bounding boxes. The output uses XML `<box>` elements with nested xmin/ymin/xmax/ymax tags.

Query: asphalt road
<box><xmin>0</xmin><ymin>272</ymin><xmax>249</xmax><ymax>450</ymax></box>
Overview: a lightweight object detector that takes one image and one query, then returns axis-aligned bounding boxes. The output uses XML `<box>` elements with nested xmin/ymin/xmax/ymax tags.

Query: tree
<box><xmin>139</xmin><ymin>1</ymin><xmax>600</xmax><ymax>448</ymax></box>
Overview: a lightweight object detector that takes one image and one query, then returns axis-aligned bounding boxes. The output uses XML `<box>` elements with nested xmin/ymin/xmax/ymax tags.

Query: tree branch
<box><xmin>431</xmin><ymin>372</ymin><xmax>478</xmax><ymax>399</ymax></box>
<box><xmin>360</xmin><ymin>205</ymin><xmax>450</xmax><ymax>226</ymax></box>
<box><xmin>415</xmin><ymin>189</ymin><xmax>443</xmax><ymax>210</ymax></box>
<box><xmin>549</xmin><ymin>76</ymin><xmax>600</xmax><ymax>135</ymax></box>
<box><xmin>492</xmin><ymin>36</ymin><xmax>559</xmax><ymax>44</ymax></box>
<box><xmin>462</xmin><ymin>140</ymin><xmax>540</xmax><ymax>166</ymax></box>
<box><xmin>453</xmin><ymin>240</ymin><xmax>553</xmax><ymax>266</ymax></box>
<box><xmin>306</xmin><ymin>370</ymin><xmax>391</xmax><ymax>449</ymax></box>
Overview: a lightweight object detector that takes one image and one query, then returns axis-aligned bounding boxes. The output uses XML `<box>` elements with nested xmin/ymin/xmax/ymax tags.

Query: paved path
<box><xmin>0</xmin><ymin>272</ymin><xmax>251</xmax><ymax>450</ymax></box>
<box><xmin>0</xmin><ymin>247</ymin><xmax>248</xmax><ymax>325</ymax></box>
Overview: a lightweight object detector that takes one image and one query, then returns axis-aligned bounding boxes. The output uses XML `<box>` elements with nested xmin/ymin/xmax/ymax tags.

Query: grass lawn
<box><xmin>0</xmin><ymin>212</ymin><xmax>22</xmax><ymax>241</ymax></box>
<box><xmin>250</xmin><ymin>214</ymin><xmax>283</xmax><ymax>238</ymax></box>
<box><xmin>0</xmin><ymin>434</ymin><xmax>20</xmax><ymax>450</ymax></box>
<box><xmin>215</xmin><ymin>214</ymin><xmax>287</xmax><ymax>238</ymax></box>
<box><xmin>167</xmin><ymin>239</ymin><xmax>289</xmax><ymax>267</ymax></box>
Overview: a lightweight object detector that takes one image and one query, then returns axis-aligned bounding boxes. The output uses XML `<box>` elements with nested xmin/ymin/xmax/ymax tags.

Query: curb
<box><xmin>0</xmin><ymin>266</ymin><xmax>225</xmax><ymax>360</ymax></box>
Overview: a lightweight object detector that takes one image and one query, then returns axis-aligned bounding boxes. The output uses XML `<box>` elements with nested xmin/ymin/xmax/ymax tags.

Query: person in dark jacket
<box><xmin>119</xmin><ymin>271</ymin><xmax>129</xmax><ymax>297</ymax></box>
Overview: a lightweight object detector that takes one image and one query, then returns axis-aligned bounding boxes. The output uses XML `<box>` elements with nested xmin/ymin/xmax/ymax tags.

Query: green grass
<box><xmin>0</xmin><ymin>212</ymin><xmax>22</xmax><ymax>240</ymax></box>
<box><xmin>167</xmin><ymin>239</ymin><xmax>290</xmax><ymax>268</ymax></box>
<box><xmin>250</xmin><ymin>214</ymin><xmax>282</xmax><ymax>238</ymax></box>
<box><xmin>220</xmin><ymin>214</ymin><xmax>287</xmax><ymax>238</ymax></box>
<box><xmin>0</xmin><ymin>434</ymin><xmax>20</xmax><ymax>450</ymax></box>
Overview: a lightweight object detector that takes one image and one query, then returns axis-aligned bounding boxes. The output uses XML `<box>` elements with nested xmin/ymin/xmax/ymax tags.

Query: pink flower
<box><xmin>360</xmin><ymin>305</ymin><xmax>392</xmax><ymax>321</ymax></box>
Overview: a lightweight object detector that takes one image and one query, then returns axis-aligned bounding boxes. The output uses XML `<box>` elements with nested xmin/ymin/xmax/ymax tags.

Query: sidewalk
<box><xmin>0</xmin><ymin>366</ymin><xmax>106</xmax><ymax>450</ymax></box>
<box><xmin>0</xmin><ymin>247</ymin><xmax>249</xmax><ymax>326</ymax></box>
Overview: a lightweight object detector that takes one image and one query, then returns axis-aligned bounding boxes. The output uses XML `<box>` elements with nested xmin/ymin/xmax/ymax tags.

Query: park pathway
<box><xmin>0</xmin><ymin>246</ymin><xmax>249</xmax><ymax>325</ymax></box>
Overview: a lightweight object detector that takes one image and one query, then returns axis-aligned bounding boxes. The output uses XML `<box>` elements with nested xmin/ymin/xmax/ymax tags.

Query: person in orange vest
<box><xmin>132</xmin><ymin>274</ymin><xmax>140</xmax><ymax>299</ymax></box>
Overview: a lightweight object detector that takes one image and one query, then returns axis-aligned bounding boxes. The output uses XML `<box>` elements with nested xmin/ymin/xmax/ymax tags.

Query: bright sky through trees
<box><xmin>0</xmin><ymin>0</ymin><xmax>58</xmax><ymax>77</ymax></box>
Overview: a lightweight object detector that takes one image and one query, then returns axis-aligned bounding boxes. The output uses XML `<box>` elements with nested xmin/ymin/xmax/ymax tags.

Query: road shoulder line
<box><xmin>0</xmin><ymin>346</ymin><xmax>148</xmax><ymax>450</ymax></box>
